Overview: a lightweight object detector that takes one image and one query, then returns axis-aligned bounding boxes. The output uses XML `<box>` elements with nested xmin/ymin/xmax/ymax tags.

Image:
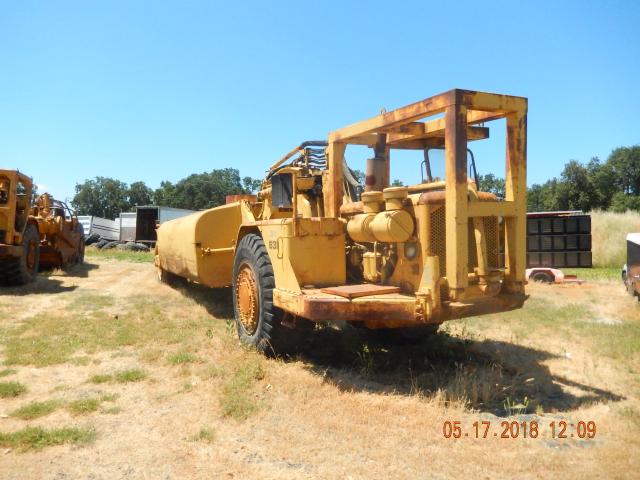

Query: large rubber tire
<box><xmin>1</xmin><ymin>223</ymin><xmax>40</xmax><ymax>286</ymax></box>
<box><xmin>232</xmin><ymin>234</ymin><xmax>291</xmax><ymax>355</ymax></box>
<box><xmin>531</xmin><ymin>271</ymin><xmax>554</xmax><ymax>283</ymax></box>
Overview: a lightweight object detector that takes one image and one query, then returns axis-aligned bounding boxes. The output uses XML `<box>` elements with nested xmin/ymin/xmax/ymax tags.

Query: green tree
<box><xmin>128</xmin><ymin>181</ymin><xmax>153</xmax><ymax>207</ymax></box>
<box><xmin>585</xmin><ymin>157</ymin><xmax>615</xmax><ymax>209</ymax></box>
<box><xmin>152</xmin><ymin>180</ymin><xmax>175</xmax><ymax>207</ymax></box>
<box><xmin>154</xmin><ymin>168</ymin><xmax>251</xmax><ymax>210</ymax></box>
<box><xmin>608</xmin><ymin>146</ymin><xmax>640</xmax><ymax>195</ymax></box>
<box><xmin>610</xmin><ymin>192</ymin><xmax>640</xmax><ymax>213</ymax></box>
<box><xmin>477</xmin><ymin>173</ymin><xmax>505</xmax><ymax>198</ymax></box>
<box><xmin>71</xmin><ymin>177</ymin><xmax>130</xmax><ymax>218</ymax></box>
<box><xmin>242</xmin><ymin>176</ymin><xmax>263</xmax><ymax>193</ymax></box>
<box><xmin>527</xmin><ymin>179</ymin><xmax>561</xmax><ymax>212</ymax></box>
<box><xmin>554</xmin><ymin>160</ymin><xmax>598</xmax><ymax>211</ymax></box>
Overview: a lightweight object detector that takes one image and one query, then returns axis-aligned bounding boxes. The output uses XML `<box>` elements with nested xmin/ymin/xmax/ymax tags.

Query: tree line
<box><xmin>476</xmin><ymin>145</ymin><xmax>640</xmax><ymax>213</ymax></box>
<box><xmin>71</xmin><ymin>168</ymin><xmax>261</xmax><ymax>218</ymax></box>
<box><xmin>71</xmin><ymin>145</ymin><xmax>639</xmax><ymax>218</ymax></box>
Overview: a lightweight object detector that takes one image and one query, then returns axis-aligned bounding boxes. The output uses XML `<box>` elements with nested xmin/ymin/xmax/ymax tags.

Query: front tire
<box><xmin>232</xmin><ymin>234</ymin><xmax>290</xmax><ymax>355</ymax></box>
<box><xmin>1</xmin><ymin>223</ymin><xmax>40</xmax><ymax>285</ymax></box>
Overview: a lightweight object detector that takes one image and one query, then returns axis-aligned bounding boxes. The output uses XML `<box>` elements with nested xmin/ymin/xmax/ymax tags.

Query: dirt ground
<box><xmin>0</xmin><ymin>256</ymin><xmax>639</xmax><ymax>479</ymax></box>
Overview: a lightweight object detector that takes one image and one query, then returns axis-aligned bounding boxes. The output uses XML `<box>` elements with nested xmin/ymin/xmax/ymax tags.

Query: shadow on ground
<box><xmin>166</xmin><ymin>279</ymin><xmax>624</xmax><ymax>416</ymax></box>
<box><xmin>295</xmin><ymin>325</ymin><xmax>625</xmax><ymax>416</ymax></box>
<box><xmin>1</xmin><ymin>262</ymin><xmax>101</xmax><ymax>295</ymax></box>
<box><xmin>171</xmin><ymin>277</ymin><xmax>234</xmax><ymax>319</ymax></box>
<box><xmin>37</xmin><ymin>261</ymin><xmax>100</xmax><ymax>279</ymax></box>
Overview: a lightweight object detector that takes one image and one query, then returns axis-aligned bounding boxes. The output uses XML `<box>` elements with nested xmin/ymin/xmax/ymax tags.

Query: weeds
<box><xmin>0</xmin><ymin>381</ymin><xmax>27</xmax><ymax>398</ymax></box>
<box><xmin>85</xmin><ymin>247</ymin><xmax>154</xmax><ymax>263</ymax></box>
<box><xmin>190</xmin><ymin>427</ymin><xmax>215</xmax><ymax>443</ymax></box>
<box><xmin>503</xmin><ymin>396</ymin><xmax>530</xmax><ymax>416</ymax></box>
<box><xmin>102</xmin><ymin>406</ymin><xmax>121</xmax><ymax>415</ymax></box>
<box><xmin>68</xmin><ymin>398</ymin><xmax>102</xmax><ymax>416</ymax></box>
<box><xmin>88</xmin><ymin>374</ymin><xmax>113</xmax><ymax>384</ymax></box>
<box><xmin>168</xmin><ymin>351</ymin><xmax>199</xmax><ymax>365</ymax></box>
<box><xmin>219</xmin><ymin>357</ymin><xmax>265</xmax><ymax>420</ymax></box>
<box><xmin>114</xmin><ymin>368</ymin><xmax>147</xmax><ymax>383</ymax></box>
<box><xmin>0</xmin><ymin>368</ymin><xmax>17</xmax><ymax>377</ymax></box>
<box><xmin>10</xmin><ymin>400</ymin><xmax>63</xmax><ymax>420</ymax></box>
<box><xmin>87</xmin><ymin>368</ymin><xmax>147</xmax><ymax>384</ymax></box>
<box><xmin>356</xmin><ymin>343</ymin><xmax>376</xmax><ymax>375</ymax></box>
<box><xmin>0</xmin><ymin>426</ymin><xmax>96</xmax><ymax>451</ymax></box>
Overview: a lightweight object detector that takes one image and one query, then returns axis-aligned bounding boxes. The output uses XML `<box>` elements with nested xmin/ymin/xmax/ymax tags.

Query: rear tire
<box><xmin>1</xmin><ymin>223</ymin><xmax>40</xmax><ymax>286</ymax></box>
<box><xmin>531</xmin><ymin>271</ymin><xmax>554</xmax><ymax>283</ymax></box>
<box><xmin>232</xmin><ymin>234</ymin><xmax>293</xmax><ymax>356</ymax></box>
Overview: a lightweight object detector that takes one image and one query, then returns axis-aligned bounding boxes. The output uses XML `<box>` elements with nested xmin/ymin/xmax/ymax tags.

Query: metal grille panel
<box><xmin>430</xmin><ymin>207</ymin><xmax>447</xmax><ymax>276</ymax></box>
<box><xmin>429</xmin><ymin>207</ymin><xmax>501</xmax><ymax>277</ymax></box>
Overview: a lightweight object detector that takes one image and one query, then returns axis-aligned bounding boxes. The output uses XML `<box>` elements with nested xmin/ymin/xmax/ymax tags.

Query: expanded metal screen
<box><xmin>430</xmin><ymin>206</ymin><xmax>502</xmax><ymax>277</ymax></box>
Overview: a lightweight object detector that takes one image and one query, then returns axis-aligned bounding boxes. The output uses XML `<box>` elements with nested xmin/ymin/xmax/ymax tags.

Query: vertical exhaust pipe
<box><xmin>364</xmin><ymin>133</ymin><xmax>388</xmax><ymax>192</ymax></box>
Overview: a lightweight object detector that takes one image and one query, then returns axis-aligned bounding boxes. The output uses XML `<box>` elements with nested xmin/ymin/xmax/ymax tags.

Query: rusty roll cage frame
<box><xmin>323</xmin><ymin>88</ymin><xmax>528</xmax><ymax>299</ymax></box>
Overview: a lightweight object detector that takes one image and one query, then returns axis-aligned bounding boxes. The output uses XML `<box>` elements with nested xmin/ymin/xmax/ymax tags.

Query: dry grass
<box><xmin>0</xmin><ymin>256</ymin><xmax>638</xmax><ymax>478</ymax></box>
<box><xmin>1</xmin><ymin>293</ymin><xmax>216</xmax><ymax>367</ymax></box>
<box><xmin>591</xmin><ymin>210</ymin><xmax>640</xmax><ymax>267</ymax></box>
<box><xmin>219</xmin><ymin>355</ymin><xmax>266</xmax><ymax>420</ymax></box>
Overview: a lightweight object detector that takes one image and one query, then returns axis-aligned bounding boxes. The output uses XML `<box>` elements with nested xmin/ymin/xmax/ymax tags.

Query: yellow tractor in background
<box><xmin>0</xmin><ymin>170</ymin><xmax>40</xmax><ymax>285</ymax></box>
<box><xmin>0</xmin><ymin>170</ymin><xmax>85</xmax><ymax>286</ymax></box>
<box><xmin>31</xmin><ymin>193</ymin><xmax>85</xmax><ymax>269</ymax></box>
<box><xmin>155</xmin><ymin>89</ymin><xmax>529</xmax><ymax>353</ymax></box>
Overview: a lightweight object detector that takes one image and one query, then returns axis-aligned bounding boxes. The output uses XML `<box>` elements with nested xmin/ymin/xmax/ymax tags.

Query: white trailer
<box><xmin>77</xmin><ymin>215</ymin><xmax>120</xmax><ymax>241</ymax></box>
<box><xmin>118</xmin><ymin>212</ymin><xmax>137</xmax><ymax>242</ymax></box>
<box><xmin>135</xmin><ymin>206</ymin><xmax>195</xmax><ymax>244</ymax></box>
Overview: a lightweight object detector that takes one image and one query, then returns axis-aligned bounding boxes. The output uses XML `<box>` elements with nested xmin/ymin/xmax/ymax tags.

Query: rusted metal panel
<box><xmin>274</xmin><ymin>288</ymin><xmax>416</xmax><ymax>324</ymax></box>
<box><xmin>320</xmin><ymin>284</ymin><xmax>400</xmax><ymax>299</ymax></box>
<box><xmin>328</xmin><ymin>90</ymin><xmax>456</xmax><ymax>143</ymax></box>
<box><xmin>324</xmin><ymin>141</ymin><xmax>346</xmax><ymax>218</ymax></box>
<box><xmin>504</xmin><ymin>111</ymin><xmax>528</xmax><ymax>290</ymax></box>
<box><xmin>444</xmin><ymin>103</ymin><xmax>469</xmax><ymax>297</ymax></box>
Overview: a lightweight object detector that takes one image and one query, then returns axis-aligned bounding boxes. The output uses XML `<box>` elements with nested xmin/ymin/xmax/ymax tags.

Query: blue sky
<box><xmin>1</xmin><ymin>0</ymin><xmax>638</xmax><ymax>201</ymax></box>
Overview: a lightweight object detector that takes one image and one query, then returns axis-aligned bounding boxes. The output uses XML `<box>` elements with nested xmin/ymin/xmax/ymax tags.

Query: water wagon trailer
<box><xmin>155</xmin><ymin>89</ymin><xmax>529</xmax><ymax>353</ymax></box>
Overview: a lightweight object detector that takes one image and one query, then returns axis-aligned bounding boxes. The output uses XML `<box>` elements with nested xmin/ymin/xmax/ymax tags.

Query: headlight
<box><xmin>404</xmin><ymin>242</ymin><xmax>418</xmax><ymax>260</ymax></box>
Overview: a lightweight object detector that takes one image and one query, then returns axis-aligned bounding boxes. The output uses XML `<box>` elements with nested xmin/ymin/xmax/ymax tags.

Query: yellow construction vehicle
<box><xmin>156</xmin><ymin>89</ymin><xmax>528</xmax><ymax>353</ymax></box>
<box><xmin>0</xmin><ymin>170</ymin><xmax>40</xmax><ymax>285</ymax></box>
<box><xmin>31</xmin><ymin>193</ymin><xmax>85</xmax><ymax>268</ymax></box>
